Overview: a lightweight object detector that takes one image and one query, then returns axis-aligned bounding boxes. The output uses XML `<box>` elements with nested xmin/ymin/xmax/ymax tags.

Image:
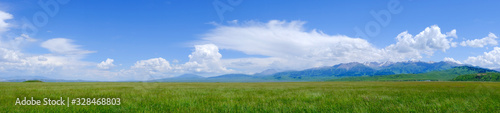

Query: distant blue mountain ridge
<box><xmin>271</xmin><ymin>61</ymin><xmax>464</xmax><ymax>80</ymax></box>
<box><xmin>2</xmin><ymin>61</ymin><xmax>495</xmax><ymax>82</ymax></box>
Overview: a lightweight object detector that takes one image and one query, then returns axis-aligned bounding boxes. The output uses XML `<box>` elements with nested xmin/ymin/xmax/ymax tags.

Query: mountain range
<box><xmin>331</xmin><ymin>66</ymin><xmax>498</xmax><ymax>81</ymax></box>
<box><xmin>150</xmin><ymin>61</ymin><xmax>491</xmax><ymax>82</ymax></box>
<box><xmin>270</xmin><ymin>61</ymin><xmax>464</xmax><ymax>80</ymax></box>
<box><xmin>2</xmin><ymin>61</ymin><xmax>497</xmax><ymax>82</ymax></box>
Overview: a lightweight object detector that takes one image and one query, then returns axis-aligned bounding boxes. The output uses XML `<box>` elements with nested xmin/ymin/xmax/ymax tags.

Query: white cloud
<box><xmin>451</xmin><ymin>42</ymin><xmax>458</xmax><ymax>47</ymax></box>
<box><xmin>443</xmin><ymin>57</ymin><xmax>462</xmax><ymax>64</ymax></box>
<box><xmin>182</xmin><ymin>44</ymin><xmax>232</xmax><ymax>74</ymax></box>
<box><xmin>0</xmin><ymin>45</ymin><xmax>21</xmax><ymax>60</ymax></box>
<box><xmin>202</xmin><ymin>20</ymin><xmax>385</xmax><ymax>70</ymax></box>
<box><xmin>0</xmin><ymin>11</ymin><xmax>109</xmax><ymax>80</ymax></box>
<box><xmin>41</xmin><ymin>38</ymin><xmax>95</xmax><ymax>55</ymax></box>
<box><xmin>0</xmin><ymin>11</ymin><xmax>102</xmax><ymax>80</ymax></box>
<box><xmin>464</xmin><ymin>47</ymin><xmax>500</xmax><ymax>69</ymax></box>
<box><xmin>132</xmin><ymin>57</ymin><xmax>172</xmax><ymax>75</ymax></box>
<box><xmin>0</xmin><ymin>9</ymin><xmax>494</xmax><ymax>81</ymax></box>
<box><xmin>128</xmin><ymin>44</ymin><xmax>232</xmax><ymax>77</ymax></box>
<box><xmin>460</xmin><ymin>33</ymin><xmax>498</xmax><ymax>48</ymax></box>
<box><xmin>0</xmin><ymin>52</ymin><xmax>96</xmax><ymax>79</ymax></box>
<box><xmin>447</xmin><ymin>30</ymin><xmax>458</xmax><ymax>47</ymax></box>
<box><xmin>0</xmin><ymin>34</ymin><xmax>36</xmax><ymax>50</ymax></box>
<box><xmin>385</xmin><ymin>25</ymin><xmax>456</xmax><ymax>56</ymax></box>
<box><xmin>0</xmin><ymin>11</ymin><xmax>13</xmax><ymax>33</ymax></box>
<box><xmin>97</xmin><ymin>58</ymin><xmax>115</xmax><ymax>69</ymax></box>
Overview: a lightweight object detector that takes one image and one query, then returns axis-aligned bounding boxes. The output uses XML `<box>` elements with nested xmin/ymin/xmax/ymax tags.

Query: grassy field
<box><xmin>1</xmin><ymin>82</ymin><xmax>499</xmax><ymax>112</ymax></box>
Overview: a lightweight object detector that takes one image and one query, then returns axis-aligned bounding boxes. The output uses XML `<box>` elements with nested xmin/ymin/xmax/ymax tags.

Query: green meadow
<box><xmin>1</xmin><ymin>82</ymin><xmax>499</xmax><ymax>112</ymax></box>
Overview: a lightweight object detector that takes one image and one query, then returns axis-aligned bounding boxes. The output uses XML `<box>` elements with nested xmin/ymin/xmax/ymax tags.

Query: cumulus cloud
<box><xmin>460</xmin><ymin>33</ymin><xmax>498</xmax><ymax>48</ymax></box>
<box><xmin>385</xmin><ymin>25</ymin><xmax>456</xmax><ymax>56</ymax></box>
<box><xmin>97</xmin><ymin>58</ymin><xmax>115</xmax><ymax>69</ymax></box>
<box><xmin>443</xmin><ymin>57</ymin><xmax>462</xmax><ymax>64</ymax></box>
<box><xmin>132</xmin><ymin>57</ymin><xmax>172</xmax><ymax>75</ymax></box>
<box><xmin>0</xmin><ymin>48</ymin><xmax>22</xmax><ymax>62</ymax></box>
<box><xmin>464</xmin><ymin>47</ymin><xmax>500</xmax><ymax>69</ymax></box>
<box><xmin>41</xmin><ymin>38</ymin><xmax>95</xmax><ymax>55</ymax></box>
<box><xmin>201</xmin><ymin>20</ymin><xmax>458</xmax><ymax>71</ymax></box>
<box><xmin>128</xmin><ymin>44</ymin><xmax>232</xmax><ymax>77</ymax></box>
<box><xmin>182</xmin><ymin>44</ymin><xmax>232</xmax><ymax>73</ymax></box>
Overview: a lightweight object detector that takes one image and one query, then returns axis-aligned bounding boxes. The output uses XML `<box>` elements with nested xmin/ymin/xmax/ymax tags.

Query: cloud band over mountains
<box><xmin>0</xmin><ymin>10</ymin><xmax>499</xmax><ymax>81</ymax></box>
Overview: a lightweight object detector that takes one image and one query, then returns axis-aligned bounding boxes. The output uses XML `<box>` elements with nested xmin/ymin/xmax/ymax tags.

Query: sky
<box><xmin>0</xmin><ymin>0</ymin><xmax>499</xmax><ymax>81</ymax></box>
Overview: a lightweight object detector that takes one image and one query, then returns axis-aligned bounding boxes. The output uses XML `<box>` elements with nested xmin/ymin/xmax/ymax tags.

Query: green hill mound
<box><xmin>23</xmin><ymin>80</ymin><xmax>43</xmax><ymax>82</ymax></box>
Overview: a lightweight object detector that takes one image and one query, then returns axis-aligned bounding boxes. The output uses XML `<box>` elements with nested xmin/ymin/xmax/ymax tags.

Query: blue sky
<box><xmin>0</xmin><ymin>0</ymin><xmax>499</xmax><ymax>81</ymax></box>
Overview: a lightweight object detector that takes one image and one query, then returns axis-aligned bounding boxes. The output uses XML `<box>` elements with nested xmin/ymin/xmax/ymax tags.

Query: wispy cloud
<box><xmin>41</xmin><ymin>38</ymin><xmax>95</xmax><ymax>55</ymax></box>
<box><xmin>385</xmin><ymin>25</ymin><xmax>457</xmax><ymax>59</ymax></box>
<box><xmin>128</xmin><ymin>44</ymin><xmax>233</xmax><ymax>78</ymax></box>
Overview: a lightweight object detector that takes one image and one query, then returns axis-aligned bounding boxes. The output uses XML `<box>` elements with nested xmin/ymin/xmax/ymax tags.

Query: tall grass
<box><xmin>1</xmin><ymin>82</ymin><xmax>499</xmax><ymax>112</ymax></box>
